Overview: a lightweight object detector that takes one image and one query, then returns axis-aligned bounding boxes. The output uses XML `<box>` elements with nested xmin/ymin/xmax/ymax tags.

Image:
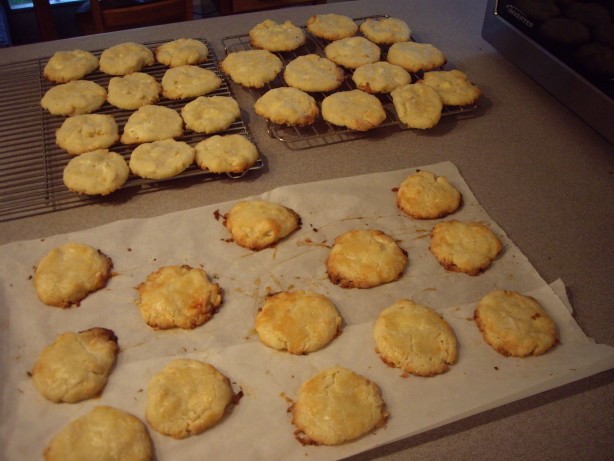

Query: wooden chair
<box><xmin>213</xmin><ymin>0</ymin><xmax>326</xmax><ymax>15</ymax></box>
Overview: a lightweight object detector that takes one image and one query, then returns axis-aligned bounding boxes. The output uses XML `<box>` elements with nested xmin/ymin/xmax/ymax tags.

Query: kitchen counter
<box><xmin>0</xmin><ymin>1</ymin><xmax>612</xmax><ymax>460</ymax></box>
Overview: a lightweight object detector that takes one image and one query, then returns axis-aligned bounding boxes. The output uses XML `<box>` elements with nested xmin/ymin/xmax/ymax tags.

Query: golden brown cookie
<box><xmin>41</xmin><ymin>80</ymin><xmax>107</xmax><ymax>116</ymax></box>
<box><xmin>324</xmin><ymin>36</ymin><xmax>381</xmax><ymax>69</ymax></box>
<box><xmin>284</xmin><ymin>54</ymin><xmax>345</xmax><ymax>93</ymax></box>
<box><xmin>321</xmin><ymin>89</ymin><xmax>386</xmax><ymax>131</ymax></box>
<box><xmin>107</xmin><ymin>72</ymin><xmax>161</xmax><ymax>110</ymax></box>
<box><xmin>390</xmin><ymin>82</ymin><xmax>443</xmax><ymax>129</ymax></box>
<box><xmin>99</xmin><ymin>42</ymin><xmax>154</xmax><ymax>76</ymax></box>
<box><xmin>359</xmin><ymin>17</ymin><xmax>411</xmax><ymax>44</ymax></box>
<box><xmin>249</xmin><ymin>19</ymin><xmax>306</xmax><ymax>52</ymax></box>
<box><xmin>219</xmin><ymin>49</ymin><xmax>283</xmax><ymax>88</ymax></box>
<box><xmin>129</xmin><ymin>139</ymin><xmax>195</xmax><ymax>180</ymax></box>
<box><xmin>306</xmin><ymin>13</ymin><xmax>358</xmax><ymax>41</ymax></box>
<box><xmin>387</xmin><ymin>41</ymin><xmax>446</xmax><ymax>73</ymax></box>
<box><xmin>181</xmin><ymin>96</ymin><xmax>241</xmax><ymax>134</ymax></box>
<box><xmin>121</xmin><ymin>105</ymin><xmax>184</xmax><ymax>144</ymax></box>
<box><xmin>194</xmin><ymin>134</ymin><xmax>259</xmax><ymax>174</ymax></box>
<box><xmin>254</xmin><ymin>87</ymin><xmax>319</xmax><ymax>126</ymax></box>
<box><xmin>421</xmin><ymin>69</ymin><xmax>481</xmax><ymax>106</ymax></box>
<box><xmin>352</xmin><ymin>61</ymin><xmax>411</xmax><ymax>93</ymax></box>
<box><xmin>55</xmin><ymin>114</ymin><xmax>119</xmax><ymax>156</ymax></box>
<box><xmin>161</xmin><ymin>65</ymin><xmax>222</xmax><ymax>100</ymax></box>
<box><xmin>155</xmin><ymin>38</ymin><xmax>209</xmax><ymax>67</ymax></box>
<box><xmin>396</xmin><ymin>170</ymin><xmax>461</xmax><ymax>218</ymax></box>
<box><xmin>63</xmin><ymin>149</ymin><xmax>130</xmax><ymax>195</ymax></box>
<box><xmin>43</xmin><ymin>49</ymin><xmax>99</xmax><ymax>83</ymax></box>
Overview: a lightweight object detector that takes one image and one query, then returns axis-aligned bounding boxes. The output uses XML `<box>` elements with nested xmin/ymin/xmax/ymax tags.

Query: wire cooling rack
<box><xmin>0</xmin><ymin>38</ymin><xmax>263</xmax><ymax>222</ymax></box>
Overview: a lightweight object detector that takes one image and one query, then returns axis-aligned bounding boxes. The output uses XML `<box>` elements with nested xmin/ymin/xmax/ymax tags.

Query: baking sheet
<box><xmin>1</xmin><ymin>161</ymin><xmax>612</xmax><ymax>460</ymax></box>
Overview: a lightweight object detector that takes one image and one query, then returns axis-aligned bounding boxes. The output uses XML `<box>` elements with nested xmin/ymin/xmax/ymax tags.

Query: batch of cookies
<box><xmin>40</xmin><ymin>38</ymin><xmax>259</xmax><ymax>196</ymax></box>
<box><xmin>30</xmin><ymin>169</ymin><xmax>559</xmax><ymax>459</ymax></box>
<box><xmin>220</xmin><ymin>14</ymin><xmax>481</xmax><ymax>132</ymax></box>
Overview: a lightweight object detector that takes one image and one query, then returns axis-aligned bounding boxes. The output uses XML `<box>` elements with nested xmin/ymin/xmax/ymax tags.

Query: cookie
<box><xmin>161</xmin><ymin>65</ymin><xmax>222</xmax><ymax>100</ymax></box>
<box><xmin>180</xmin><ymin>95</ymin><xmax>240</xmax><ymax>134</ymax></box>
<box><xmin>121</xmin><ymin>104</ymin><xmax>184</xmax><ymax>144</ymax></box>
<box><xmin>32</xmin><ymin>328</ymin><xmax>119</xmax><ymax>403</ymax></box>
<box><xmin>99</xmin><ymin>42</ymin><xmax>154</xmax><ymax>76</ymax></box>
<box><xmin>290</xmin><ymin>366</ymin><xmax>388</xmax><ymax>446</ymax></box>
<box><xmin>390</xmin><ymin>82</ymin><xmax>443</xmax><ymax>129</ymax></box>
<box><xmin>34</xmin><ymin>242</ymin><xmax>113</xmax><ymax>308</ymax></box>
<box><xmin>249</xmin><ymin>19</ymin><xmax>306</xmax><ymax>52</ymax></box>
<box><xmin>107</xmin><ymin>72</ymin><xmax>161</xmax><ymax>110</ymax></box>
<box><xmin>387</xmin><ymin>41</ymin><xmax>447</xmax><ymax>73</ymax></box>
<box><xmin>146</xmin><ymin>359</ymin><xmax>234</xmax><ymax>439</ymax></box>
<box><xmin>254</xmin><ymin>87</ymin><xmax>319</xmax><ymax>126</ymax></box>
<box><xmin>429</xmin><ymin>220</ymin><xmax>502</xmax><ymax>275</ymax></box>
<box><xmin>255</xmin><ymin>290</ymin><xmax>342</xmax><ymax>355</ymax></box>
<box><xmin>129</xmin><ymin>139</ymin><xmax>195</xmax><ymax>179</ymax></box>
<box><xmin>359</xmin><ymin>17</ymin><xmax>411</xmax><ymax>44</ymax></box>
<box><xmin>396</xmin><ymin>170</ymin><xmax>461</xmax><ymax>218</ymax></box>
<box><xmin>220</xmin><ymin>49</ymin><xmax>283</xmax><ymax>88</ymax></box>
<box><xmin>56</xmin><ymin>114</ymin><xmax>119</xmax><ymax>156</ymax></box>
<box><xmin>155</xmin><ymin>38</ymin><xmax>209</xmax><ymax>67</ymax></box>
<box><xmin>306</xmin><ymin>13</ymin><xmax>358</xmax><ymax>41</ymax></box>
<box><xmin>41</xmin><ymin>80</ymin><xmax>106</xmax><ymax>116</ymax></box>
<box><xmin>43</xmin><ymin>49</ymin><xmax>98</xmax><ymax>83</ymax></box>
<box><xmin>475</xmin><ymin>290</ymin><xmax>558</xmax><ymax>357</ymax></box>
<box><xmin>352</xmin><ymin>61</ymin><xmax>410</xmax><ymax>93</ymax></box>
<box><xmin>136</xmin><ymin>264</ymin><xmax>222</xmax><ymax>330</ymax></box>
<box><xmin>373</xmin><ymin>299</ymin><xmax>457</xmax><ymax>376</ymax></box>
<box><xmin>44</xmin><ymin>406</ymin><xmax>152</xmax><ymax>461</ymax></box>
<box><xmin>224</xmin><ymin>199</ymin><xmax>301</xmax><ymax>251</ymax></box>
<box><xmin>321</xmin><ymin>89</ymin><xmax>386</xmax><ymax>131</ymax></box>
<box><xmin>421</xmin><ymin>69</ymin><xmax>481</xmax><ymax>106</ymax></box>
<box><xmin>63</xmin><ymin>149</ymin><xmax>129</xmax><ymax>195</ymax></box>
<box><xmin>284</xmin><ymin>54</ymin><xmax>345</xmax><ymax>92</ymax></box>
<box><xmin>194</xmin><ymin>134</ymin><xmax>259</xmax><ymax>174</ymax></box>
<box><xmin>326</xmin><ymin>229</ymin><xmax>408</xmax><ymax>288</ymax></box>
<box><xmin>324</xmin><ymin>36</ymin><xmax>381</xmax><ymax>69</ymax></box>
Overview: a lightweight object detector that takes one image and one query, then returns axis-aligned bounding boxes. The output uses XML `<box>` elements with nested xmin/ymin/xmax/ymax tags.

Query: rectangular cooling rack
<box><xmin>0</xmin><ymin>38</ymin><xmax>263</xmax><ymax>222</ymax></box>
<box><xmin>222</xmin><ymin>15</ymin><xmax>480</xmax><ymax>149</ymax></box>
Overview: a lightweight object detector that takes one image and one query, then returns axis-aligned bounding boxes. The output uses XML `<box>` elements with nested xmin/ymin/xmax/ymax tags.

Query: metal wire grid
<box><xmin>222</xmin><ymin>15</ymin><xmax>479</xmax><ymax>149</ymax></box>
<box><xmin>0</xmin><ymin>38</ymin><xmax>263</xmax><ymax>222</ymax></box>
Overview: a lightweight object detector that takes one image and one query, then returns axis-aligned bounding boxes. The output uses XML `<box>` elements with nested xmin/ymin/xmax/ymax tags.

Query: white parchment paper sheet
<box><xmin>1</xmin><ymin>161</ymin><xmax>612</xmax><ymax>460</ymax></box>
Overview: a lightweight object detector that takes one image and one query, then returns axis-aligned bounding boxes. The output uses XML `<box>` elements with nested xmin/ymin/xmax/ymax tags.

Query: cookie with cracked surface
<box><xmin>63</xmin><ymin>149</ymin><xmax>129</xmax><ymax>195</ymax></box>
<box><xmin>396</xmin><ymin>170</ymin><xmax>461</xmax><ymax>218</ymax></box>
<box><xmin>219</xmin><ymin>49</ymin><xmax>283</xmax><ymax>88</ymax></box>
<box><xmin>56</xmin><ymin>113</ymin><xmax>119</xmax><ymax>156</ymax></box>
<box><xmin>352</xmin><ymin>61</ymin><xmax>410</xmax><ymax>93</ymax></box>
<box><xmin>121</xmin><ymin>104</ymin><xmax>184</xmax><ymax>144</ymax></box>
<box><xmin>387</xmin><ymin>41</ymin><xmax>446</xmax><ymax>73</ymax></box>
<box><xmin>99</xmin><ymin>42</ymin><xmax>154</xmax><ymax>76</ymax></box>
<box><xmin>324</xmin><ymin>36</ymin><xmax>381</xmax><ymax>69</ymax></box>
<box><xmin>306</xmin><ymin>13</ymin><xmax>358</xmax><ymax>40</ymax></box>
<box><xmin>181</xmin><ymin>95</ymin><xmax>240</xmax><ymax>134</ymax></box>
<box><xmin>43</xmin><ymin>49</ymin><xmax>98</xmax><ymax>83</ymax></box>
<box><xmin>254</xmin><ymin>87</ymin><xmax>319</xmax><ymax>126</ymax></box>
<box><xmin>249</xmin><ymin>19</ymin><xmax>306</xmax><ymax>52</ymax></box>
<box><xmin>390</xmin><ymin>82</ymin><xmax>443</xmax><ymax>129</ymax></box>
<box><xmin>194</xmin><ymin>134</ymin><xmax>258</xmax><ymax>174</ymax></box>
<box><xmin>107</xmin><ymin>72</ymin><xmax>161</xmax><ymax>110</ymax></box>
<box><xmin>321</xmin><ymin>89</ymin><xmax>386</xmax><ymax>131</ymax></box>
<box><xmin>155</xmin><ymin>38</ymin><xmax>209</xmax><ymax>67</ymax></box>
<box><xmin>129</xmin><ymin>139</ymin><xmax>194</xmax><ymax>180</ymax></box>
<box><xmin>421</xmin><ymin>69</ymin><xmax>481</xmax><ymax>106</ymax></box>
<box><xmin>359</xmin><ymin>16</ymin><xmax>411</xmax><ymax>44</ymax></box>
<box><xmin>161</xmin><ymin>65</ymin><xmax>222</xmax><ymax>99</ymax></box>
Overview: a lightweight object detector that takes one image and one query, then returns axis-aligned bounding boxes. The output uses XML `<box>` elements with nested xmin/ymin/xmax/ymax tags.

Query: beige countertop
<box><xmin>0</xmin><ymin>1</ymin><xmax>612</xmax><ymax>460</ymax></box>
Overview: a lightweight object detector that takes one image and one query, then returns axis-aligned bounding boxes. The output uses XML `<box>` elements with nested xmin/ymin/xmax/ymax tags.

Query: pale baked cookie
<box><xmin>43</xmin><ymin>49</ymin><xmax>98</xmax><ymax>83</ymax></box>
<box><xmin>63</xmin><ymin>149</ymin><xmax>129</xmax><ymax>195</ymax></box>
<box><xmin>359</xmin><ymin>16</ymin><xmax>411</xmax><ymax>44</ymax></box>
<box><xmin>430</xmin><ymin>220</ymin><xmax>502</xmax><ymax>275</ymax></box>
<box><xmin>284</xmin><ymin>54</ymin><xmax>345</xmax><ymax>92</ymax></box>
<box><xmin>121</xmin><ymin>104</ymin><xmax>184</xmax><ymax>144</ymax></box>
<box><xmin>194</xmin><ymin>134</ymin><xmax>258</xmax><ymax>174</ymax></box>
<box><xmin>32</xmin><ymin>328</ymin><xmax>119</xmax><ymax>403</ymax></box>
<box><xmin>136</xmin><ymin>264</ymin><xmax>222</xmax><ymax>330</ymax></box>
<box><xmin>321</xmin><ymin>89</ymin><xmax>386</xmax><ymax>131</ymax></box>
<box><xmin>396</xmin><ymin>170</ymin><xmax>461</xmax><ymax>219</ymax></box>
<box><xmin>290</xmin><ymin>366</ymin><xmax>388</xmax><ymax>446</ymax></box>
<box><xmin>220</xmin><ymin>49</ymin><xmax>283</xmax><ymax>88</ymax></box>
<box><xmin>129</xmin><ymin>139</ymin><xmax>195</xmax><ymax>180</ymax></box>
<box><xmin>44</xmin><ymin>406</ymin><xmax>152</xmax><ymax>461</ymax></box>
<box><xmin>390</xmin><ymin>82</ymin><xmax>443</xmax><ymax>129</ymax></box>
<box><xmin>374</xmin><ymin>299</ymin><xmax>457</xmax><ymax>376</ymax></box>
<box><xmin>155</xmin><ymin>38</ymin><xmax>209</xmax><ymax>67</ymax></box>
<box><xmin>352</xmin><ymin>61</ymin><xmax>410</xmax><ymax>93</ymax></box>
<box><xmin>34</xmin><ymin>242</ymin><xmax>113</xmax><ymax>308</ymax></box>
<box><xmin>41</xmin><ymin>80</ymin><xmax>106</xmax><ymax>116</ymax></box>
<box><xmin>99</xmin><ymin>42</ymin><xmax>154</xmax><ymax>76</ymax></box>
<box><xmin>249</xmin><ymin>19</ymin><xmax>306</xmax><ymax>52</ymax></box>
<box><xmin>324</xmin><ymin>36</ymin><xmax>381</xmax><ymax>69</ymax></box>
<box><xmin>255</xmin><ymin>290</ymin><xmax>342</xmax><ymax>355</ymax></box>
<box><xmin>421</xmin><ymin>69</ymin><xmax>481</xmax><ymax>106</ymax></box>
<box><xmin>474</xmin><ymin>290</ymin><xmax>558</xmax><ymax>357</ymax></box>
<box><xmin>161</xmin><ymin>65</ymin><xmax>222</xmax><ymax>100</ymax></box>
<box><xmin>56</xmin><ymin>114</ymin><xmax>119</xmax><ymax>156</ymax></box>
<box><xmin>306</xmin><ymin>13</ymin><xmax>358</xmax><ymax>41</ymax></box>
<box><xmin>107</xmin><ymin>72</ymin><xmax>161</xmax><ymax>110</ymax></box>
<box><xmin>146</xmin><ymin>359</ymin><xmax>234</xmax><ymax>439</ymax></box>
<box><xmin>224</xmin><ymin>199</ymin><xmax>301</xmax><ymax>251</ymax></box>
<box><xmin>326</xmin><ymin>229</ymin><xmax>408</xmax><ymax>289</ymax></box>
<box><xmin>387</xmin><ymin>41</ymin><xmax>446</xmax><ymax>73</ymax></box>
<box><xmin>254</xmin><ymin>87</ymin><xmax>319</xmax><ymax>126</ymax></box>
<box><xmin>181</xmin><ymin>96</ymin><xmax>240</xmax><ymax>134</ymax></box>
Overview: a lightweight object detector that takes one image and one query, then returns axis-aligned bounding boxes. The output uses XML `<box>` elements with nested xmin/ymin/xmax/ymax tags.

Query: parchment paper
<box><xmin>1</xmin><ymin>161</ymin><xmax>613</xmax><ymax>460</ymax></box>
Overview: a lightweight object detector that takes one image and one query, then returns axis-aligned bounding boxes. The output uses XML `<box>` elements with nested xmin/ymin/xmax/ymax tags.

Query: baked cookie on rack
<box><xmin>306</xmin><ymin>13</ymin><xmax>358</xmax><ymax>41</ymax></box>
<box><xmin>107</xmin><ymin>72</ymin><xmax>161</xmax><ymax>110</ymax></box>
<box><xmin>41</xmin><ymin>80</ymin><xmax>107</xmax><ymax>116</ymax></box>
<box><xmin>324</xmin><ymin>36</ymin><xmax>381</xmax><ymax>69</ymax></box>
<box><xmin>352</xmin><ymin>61</ymin><xmax>410</xmax><ymax>93</ymax></box>
<box><xmin>421</xmin><ymin>69</ymin><xmax>481</xmax><ymax>106</ymax></box>
<box><xmin>387</xmin><ymin>41</ymin><xmax>447</xmax><ymax>73</ymax></box>
<box><xmin>99</xmin><ymin>42</ymin><xmax>154</xmax><ymax>75</ymax></box>
<box><xmin>359</xmin><ymin>16</ymin><xmax>411</xmax><ymax>44</ymax></box>
<box><xmin>161</xmin><ymin>65</ymin><xmax>222</xmax><ymax>99</ymax></box>
<box><xmin>63</xmin><ymin>149</ymin><xmax>129</xmax><ymax>195</ymax></box>
<box><xmin>219</xmin><ymin>49</ymin><xmax>283</xmax><ymax>88</ymax></box>
<box><xmin>254</xmin><ymin>87</ymin><xmax>319</xmax><ymax>126</ymax></box>
<box><xmin>396</xmin><ymin>170</ymin><xmax>461</xmax><ymax>218</ymax></box>
<box><xmin>121</xmin><ymin>104</ymin><xmax>184</xmax><ymax>144</ymax></box>
<box><xmin>194</xmin><ymin>134</ymin><xmax>259</xmax><ymax>174</ymax></box>
<box><xmin>155</xmin><ymin>38</ymin><xmax>209</xmax><ymax>67</ymax></box>
<box><xmin>284</xmin><ymin>54</ymin><xmax>345</xmax><ymax>92</ymax></box>
<box><xmin>43</xmin><ymin>49</ymin><xmax>99</xmax><ymax>83</ymax></box>
<box><xmin>321</xmin><ymin>89</ymin><xmax>386</xmax><ymax>131</ymax></box>
<box><xmin>56</xmin><ymin>113</ymin><xmax>119</xmax><ymax>155</ymax></box>
<box><xmin>129</xmin><ymin>139</ymin><xmax>195</xmax><ymax>180</ymax></box>
<box><xmin>249</xmin><ymin>19</ymin><xmax>306</xmax><ymax>52</ymax></box>
<box><xmin>390</xmin><ymin>82</ymin><xmax>443</xmax><ymax>129</ymax></box>
<box><xmin>474</xmin><ymin>289</ymin><xmax>558</xmax><ymax>357</ymax></box>
<box><xmin>181</xmin><ymin>95</ymin><xmax>241</xmax><ymax>134</ymax></box>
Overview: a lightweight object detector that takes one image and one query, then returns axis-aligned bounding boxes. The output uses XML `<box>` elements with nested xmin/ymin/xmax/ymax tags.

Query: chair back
<box><xmin>89</xmin><ymin>0</ymin><xmax>193</xmax><ymax>33</ymax></box>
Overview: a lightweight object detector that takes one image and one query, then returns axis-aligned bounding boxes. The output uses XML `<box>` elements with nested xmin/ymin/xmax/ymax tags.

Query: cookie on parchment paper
<box><xmin>43</xmin><ymin>49</ymin><xmax>98</xmax><ymax>83</ymax></box>
<box><xmin>284</xmin><ymin>54</ymin><xmax>345</xmax><ymax>93</ymax></box>
<box><xmin>290</xmin><ymin>366</ymin><xmax>389</xmax><ymax>446</ymax></box>
<box><xmin>474</xmin><ymin>289</ymin><xmax>558</xmax><ymax>357</ymax></box>
<box><xmin>324</xmin><ymin>36</ymin><xmax>381</xmax><ymax>69</ymax></box>
<box><xmin>254</xmin><ymin>87</ymin><xmax>319</xmax><ymax>127</ymax></box>
<box><xmin>387</xmin><ymin>41</ymin><xmax>446</xmax><ymax>73</ymax></box>
<box><xmin>249</xmin><ymin>19</ymin><xmax>306</xmax><ymax>52</ymax></box>
<box><xmin>396</xmin><ymin>170</ymin><xmax>461</xmax><ymax>218</ymax></box>
<box><xmin>194</xmin><ymin>134</ymin><xmax>258</xmax><ymax>174</ymax></box>
<box><xmin>219</xmin><ymin>49</ymin><xmax>283</xmax><ymax>88</ymax></box>
<box><xmin>155</xmin><ymin>38</ymin><xmax>209</xmax><ymax>67</ymax></box>
<box><xmin>63</xmin><ymin>149</ymin><xmax>129</xmax><ymax>196</ymax></box>
<box><xmin>41</xmin><ymin>80</ymin><xmax>107</xmax><ymax>116</ymax></box>
<box><xmin>321</xmin><ymin>89</ymin><xmax>386</xmax><ymax>131</ymax></box>
<box><xmin>359</xmin><ymin>16</ymin><xmax>411</xmax><ymax>44</ymax></box>
<box><xmin>374</xmin><ymin>299</ymin><xmax>457</xmax><ymax>376</ymax></box>
<box><xmin>352</xmin><ymin>61</ymin><xmax>410</xmax><ymax>93</ymax></box>
<box><xmin>181</xmin><ymin>95</ymin><xmax>240</xmax><ymax>134</ymax></box>
<box><xmin>121</xmin><ymin>104</ymin><xmax>184</xmax><ymax>144</ymax></box>
<box><xmin>129</xmin><ymin>139</ymin><xmax>195</xmax><ymax>180</ymax></box>
<box><xmin>32</xmin><ymin>327</ymin><xmax>119</xmax><ymax>403</ymax></box>
<box><xmin>34</xmin><ymin>242</ymin><xmax>113</xmax><ymax>308</ymax></box>
<box><xmin>421</xmin><ymin>69</ymin><xmax>481</xmax><ymax>106</ymax></box>
<box><xmin>306</xmin><ymin>13</ymin><xmax>358</xmax><ymax>41</ymax></box>
<box><xmin>161</xmin><ymin>65</ymin><xmax>222</xmax><ymax>100</ymax></box>
<box><xmin>99</xmin><ymin>42</ymin><xmax>154</xmax><ymax>76</ymax></box>
<box><xmin>107</xmin><ymin>72</ymin><xmax>161</xmax><ymax>110</ymax></box>
<box><xmin>390</xmin><ymin>82</ymin><xmax>443</xmax><ymax>130</ymax></box>
<box><xmin>56</xmin><ymin>113</ymin><xmax>119</xmax><ymax>156</ymax></box>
